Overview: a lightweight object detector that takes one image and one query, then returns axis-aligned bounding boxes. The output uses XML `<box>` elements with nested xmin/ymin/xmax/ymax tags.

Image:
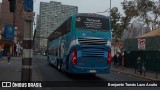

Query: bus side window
<box><xmin>66</xmin><ymin>17</ymin><xmax>72</xmax><ymax>32</ymax></box>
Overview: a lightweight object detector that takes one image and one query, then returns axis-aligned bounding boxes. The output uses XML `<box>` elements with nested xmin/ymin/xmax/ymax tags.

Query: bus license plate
<box><xmin>89</xmin><ymin>70</ymin><xmax>96</xmax><ymax>73</ymax></box>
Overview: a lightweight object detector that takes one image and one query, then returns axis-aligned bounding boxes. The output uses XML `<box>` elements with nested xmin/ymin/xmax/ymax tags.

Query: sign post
<box><xmin>21</xmin><ymin>0</ymin><xmax>34</xmax><ymax>90</ymax></box>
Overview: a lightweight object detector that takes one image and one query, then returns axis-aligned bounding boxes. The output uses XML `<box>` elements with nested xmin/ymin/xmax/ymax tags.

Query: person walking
<box><xmin>118</xmin><ymin>53</ymin><xmax>122</xmax><ymax>66</ymax></box>
<box><xmin>113</xmin><ymin>52</ymin><xmax>119</xmax><ymax>68</ymax></box>
<box><xmin>7</xmin><ymin>52</ymin><xmax>11</xmax><ymax>62</ymax></box>
<box><xmin>137</xmin><ymin>56</ymin><xmax>143</xmax><ymax>75</ymax></box>
<box><xmin>121</xmin><ymin>52</ymin><xmax>124</xmax><ymax>69</ymax></box>
<box><xmin>0</xmin><ymin>49</ymin><xmax>2</xmax><ymax>59</ymax></box>
<box><xmin>141</xmin><ymin>58</ymin><xmax>145</xmax><ymax>75</ymax></box>
<box><xmin>0</xmin><ymin>49</ymin><xmax>4</xmax><ymax>60</ymax></box>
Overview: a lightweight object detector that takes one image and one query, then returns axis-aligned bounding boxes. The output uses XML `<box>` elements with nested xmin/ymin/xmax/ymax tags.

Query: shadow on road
<box><xmin>48</xmin><ymin>64</ymin><xmax>105</xmax><ymax>81</ymax></box>
<box><xmin>64</xmin><ymin>73</ymin><xmax>105</xmax><ymax>81</ymax></box>
<box><xmin>34</xmin><ymin>55</ymin><xmax>106</xmax><ymax>81</ymax></box>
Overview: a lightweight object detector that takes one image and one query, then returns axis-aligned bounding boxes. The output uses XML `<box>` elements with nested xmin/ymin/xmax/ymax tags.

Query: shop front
<box><xmin>0</xmin><ymin>39</ymin><xmax>14</xmax><ymax>56</ymax></box>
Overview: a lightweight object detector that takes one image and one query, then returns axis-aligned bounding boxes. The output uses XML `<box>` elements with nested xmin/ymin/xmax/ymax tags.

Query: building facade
<box><xmin>0</xmin><ymin>2</ymin><xmax>2</xmax><ymax>33</ymax></box>
<box><xmin>0</xmin><ymin>0</ymin><xmax>24</xmax><ymax>56</ymax></box>
<box><xmin>35</xmin><ymin>1</ymin><xmax>78</xmax><ymax>52</ymax></box>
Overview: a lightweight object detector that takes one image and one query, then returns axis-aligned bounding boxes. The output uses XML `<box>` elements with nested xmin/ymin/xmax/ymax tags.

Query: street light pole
<box><xmin>110</xmin><ymin>0</ymin><xmax>111</xmax><ymax>16</ymax></box>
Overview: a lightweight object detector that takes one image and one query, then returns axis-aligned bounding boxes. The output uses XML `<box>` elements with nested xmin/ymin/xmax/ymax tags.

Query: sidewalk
<box><xmin>0</xmin><ymin>56</ymin><xmax>22</xmax><ymax>81</ymax></box>
<box><xmin>111</xmin><ymin>65</ymin><xmax>160</xmax><ymax>81</ymax></box>
<box><xmin>0</xmin><ymin>56</ymin><xmax>41</xmax><ymax>81</ymax></box>
<box><xmin>0</xmin><ymin>56</ymin><xmax>41</xmax><ymax>90</ymax></box>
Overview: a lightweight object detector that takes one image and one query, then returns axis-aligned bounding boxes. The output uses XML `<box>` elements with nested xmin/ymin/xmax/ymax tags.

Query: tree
<box><xmin>110</xmin><ymin>0</ymin><xmax>160</xmax><ymax>53</ymax></box>
<box><xmin>151</xmin><ymin>1</ymin><xmax>160</xmax><ymax>29</ymax></box>
<box><xmin>110</xmin><ymin>7</ymin><xmax>121</xmax><ymax>41</ymax></box>
<box><xmin>121</xmin><ymin>0</ymin><xmax>160</xmax><ymax>31</ymax></box>
<box><xmin>110</xmin><ymin>7</ymin><xmax>125</xmax><ymax>53</ymax></box>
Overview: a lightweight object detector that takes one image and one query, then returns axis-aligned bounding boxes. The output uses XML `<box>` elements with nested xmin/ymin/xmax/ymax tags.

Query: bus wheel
<box><xmin>57</xmin><ymin>60</ymin><xmax>62</xmax><ymax>71</ymax></box>
<box><xmin>47</xmin><ymin>56</ymin><xmax>51</xmax><ymax>65</ymax></box>
<box><xmin>61</xmin><ymin>62</ymin><xmax>64</xmax><ymax>72</ymax></box>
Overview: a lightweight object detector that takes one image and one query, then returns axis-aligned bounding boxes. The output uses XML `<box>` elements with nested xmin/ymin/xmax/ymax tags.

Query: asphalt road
<box><xmin>32</xmin><ymin>55</ymin><xmax>160</xmax><ymax>90</ymax></box>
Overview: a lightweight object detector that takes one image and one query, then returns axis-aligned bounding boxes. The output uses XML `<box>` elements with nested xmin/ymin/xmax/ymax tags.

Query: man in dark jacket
<box><xmin>113</xmin><ymin>52</ymin><xmax>119</xmax><ymax>67</ymax></box>
<box><xmin>118</xmin><ymin>53</ymin><xmax>122</xmax><ymax>66</ymax></box>
<box><xmin>7</xmin><ymin>52</ymin><xmax>11</xmax><ymax>62</ymax></box>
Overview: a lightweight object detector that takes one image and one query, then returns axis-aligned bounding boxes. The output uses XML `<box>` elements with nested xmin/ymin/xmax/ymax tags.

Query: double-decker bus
<box><xmin>47</xmin><ymin>13</ymin><xmax>112</xmax><ymax>74</ymax></box>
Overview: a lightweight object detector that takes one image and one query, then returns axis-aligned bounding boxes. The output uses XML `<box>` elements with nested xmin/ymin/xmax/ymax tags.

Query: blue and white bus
<box><xmin>47</xmin><ymin>13</ymin><xmax>112</xmax><ymax>74</ymax></box>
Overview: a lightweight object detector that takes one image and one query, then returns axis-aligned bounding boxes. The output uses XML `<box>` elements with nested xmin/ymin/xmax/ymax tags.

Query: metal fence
<box><xmin>124</xmin><ymin>51</ymin><xmax>160</xmax><ymax>73</ymax></box>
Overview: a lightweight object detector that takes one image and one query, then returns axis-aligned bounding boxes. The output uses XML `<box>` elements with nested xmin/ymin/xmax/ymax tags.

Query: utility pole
<box><xmin>9</xmin><ymin>0</ymin><xmax>16</xmax><ymax>55</ymax></box>
<box><xmin>21</xmin><ymin>0</ymin><xmax>34</xmax><ymax>90</ymax></box>
<box><xmin>110</xmin><ymin>0</ymin><xmax>111</xmax><ymax>16</ymax></box>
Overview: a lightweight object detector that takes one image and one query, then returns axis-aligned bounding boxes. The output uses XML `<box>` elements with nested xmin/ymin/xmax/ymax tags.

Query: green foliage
<box><xmin>121</xmin><ymin>0</ymin><xmax>160</xmax><ymax>30</ymax></box>
<box><xmin>110</xmin><ymin>7</ymin><xmax>121</xmax><ymax>39</ymax></box>
<box><xmin>110</xmin><ymin>7</ymin><xmax>130</xmax><ymax>41</ymax></box>
<box><xmin>111</xmin><ymin>0</ymin><xmax>160</xmax><ymax>43</ymax></box>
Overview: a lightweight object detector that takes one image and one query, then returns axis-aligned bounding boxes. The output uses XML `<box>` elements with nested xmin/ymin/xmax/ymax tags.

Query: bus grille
<box><xmin>78</xmin><ymin>38</ymin><xmax>107</xmax><ymax>57</ymax></box>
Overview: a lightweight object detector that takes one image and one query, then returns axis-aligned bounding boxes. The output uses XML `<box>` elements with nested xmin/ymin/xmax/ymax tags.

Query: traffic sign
<box><xmin>138</xmin><ymin>39</ymin><xmax>145</xmax><ymax>50</ymax></box>
<box><xmin>24</xmin><ymin>0</ymin><xmax>33</xmax><ymax>12</ymax></box>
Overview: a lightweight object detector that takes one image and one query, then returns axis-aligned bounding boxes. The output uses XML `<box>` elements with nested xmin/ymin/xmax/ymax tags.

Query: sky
<box><xmin>33</xmin><ymin>0</ymin><xmax>124</xmax><ymax>16</ymax></box>
<box><xmin>1</xmin><ymin>0</ymin><xmax>158</xmax><ymax>17</ymax></box>
<box><xmin>0</xmin><ymin>0</ymin><xmax>125</xmax><ymax>16</ymax></box>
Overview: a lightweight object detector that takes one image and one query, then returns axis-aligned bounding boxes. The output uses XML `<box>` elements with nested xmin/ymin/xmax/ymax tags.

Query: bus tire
<box><xmin>57</xmin><ymin>59</ymin><xmax>62</xmax><ymax>71</ymax></box>
<box><xmin>58</xmin><ymin>59</ymin><xmax>64</xmax><ymax>72</ymax></box>
<box><xmin>47</xmin><ymin>56</ymin><xmax>51</xmax><ymax>65</ymax></box>
<box><xmin>61</xmin><ymin>61</ymin><xmax>64</xmax><ymax>72</ymax></box>
<box><xmin>66</xmin><ymin>56</ymin><xmax>69</xmax><ymax>70</ymax></box>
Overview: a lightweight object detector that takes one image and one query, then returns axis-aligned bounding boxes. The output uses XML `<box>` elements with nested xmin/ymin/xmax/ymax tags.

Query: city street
<box><xmin>0</xmin><ymin>0</ymin><xmax>160</xmax><ymax>90</ymax></box>
<box><xmin>0</xmin><ymin>55</ymin><xmax>160</xmax><ymax>90</ymax></box>
<box><xmin>32</xmin><ymin>55</ymin><xmax>160</xmax><ymax>90</ymax></box>
<box><xmin>33</xmin><ymin>55</ymin><xmax>145</xmax><ymax>81</ymax></box>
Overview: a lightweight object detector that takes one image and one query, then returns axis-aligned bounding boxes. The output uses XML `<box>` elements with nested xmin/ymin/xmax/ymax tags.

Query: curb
<box><xmin>111</xmin><ymin>69</ymin><xmax>160</xmax><ymax>81</ymax></box>
<box><xmin>0</xmin><ymin>56</ymin><xmax>22</xmax><ymax>60</ymax></box>
<box><xmin>11</xmin><ymin>57</ymin><xmax>22</xmax><ymax>60</ymax></box>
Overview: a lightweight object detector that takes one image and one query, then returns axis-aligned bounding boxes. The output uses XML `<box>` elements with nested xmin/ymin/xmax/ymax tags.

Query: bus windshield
<box><xmin>76</xmin><ymin>16</ymin><xmax>109</xmax><ymax>31</ymax></box>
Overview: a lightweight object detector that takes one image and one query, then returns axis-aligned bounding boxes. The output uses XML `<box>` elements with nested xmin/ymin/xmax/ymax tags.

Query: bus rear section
<box><xmin>66</xmin><ymin>13</ymin><xmax>111</xmax><ymax>74</ymax></box>
<box><xmin>68</xmin><ymin>38</ymin><xmax>112</xmax><ymax>74</ymax></box>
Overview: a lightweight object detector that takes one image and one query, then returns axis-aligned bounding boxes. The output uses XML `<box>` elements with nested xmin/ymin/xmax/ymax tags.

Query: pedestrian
<box><xmin>7</xmin><ymin>52</ymin><xmax>11</xmax><ymax>62</ymax></box>
<box><xmin>0</xmin><ymin>49</ymin><xmax>4</xmax><ymax>60</ymax></box>
<box><xmin>0</xmin><ymin>50</ymin><xmax>2</xmax><ymax>59</ymax></box>
<box><xmin>118</xmin><ymin>52</ymin><xmax>122</xmax><ymax>66</ymax></box>
<box><xmin>141</xmin><ymin>58</ymin><xmax>145</xmax><ymax>75</ymax></box>
<box><xmin>113</xmin><ymin>52</ymin><xmax>119</xmax><ymax>68</ymax></box>
<box><xmin>137</xmin><ymin>56</ymin><xmax>141</xmax><ymax>71</ymax></box>
<box><xmin>1</xmin><ymin>49</ymin><xmax>3</xmax><ymax>56</ymax></box>
<box><xmin>121</xmin><ymin>52</ymin><xmax>124</xmax><ymax>69</ymax></box>
<box><xmin>137</xmin><ymin>56</ymin><xmax>143</xmax><ymax>75</ymax></box>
